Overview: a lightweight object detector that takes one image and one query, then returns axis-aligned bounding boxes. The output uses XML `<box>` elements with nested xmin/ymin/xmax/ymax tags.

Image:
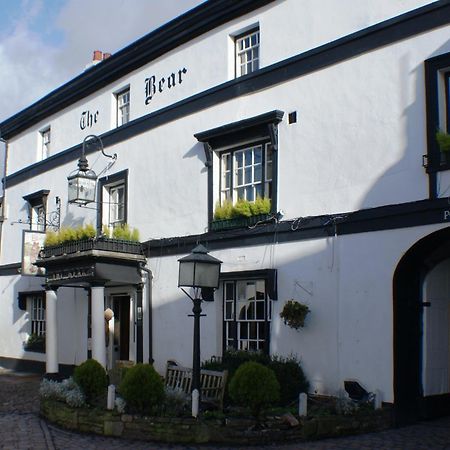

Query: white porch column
<box><xmin>91</xmin><ymin>284</ymin><xmax>107</xmax><ymax>367</ymax></box>
<box><xmin>45</xmin><ymin>287</ymin><xmax>59</xmax><ymax>374</ymax></box>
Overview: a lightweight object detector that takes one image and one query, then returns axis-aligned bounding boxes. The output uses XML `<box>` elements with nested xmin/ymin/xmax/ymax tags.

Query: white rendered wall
<box><xmin>2</xmin><ymin>25</ymin><xmax>450</xmax><ymax>262</ymax></box>
<box><xmin>4</xmin><ymin>0</ymin><xmax>438</xmax><ymax>175</ymax></box>
<box><xmin>149</xmin><ymin>222</ymin><xmax>450</xmax><ymax>402</ymax></box>
<box><xmin>0</xmin><ymin>276</ymin><xmax>88</xmax><ymax>367</ymax></box>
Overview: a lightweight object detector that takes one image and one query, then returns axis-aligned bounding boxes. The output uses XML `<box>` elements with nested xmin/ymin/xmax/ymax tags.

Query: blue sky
<box><xmin>0</xmin><ymin>0</ymin><xmax>204</xmax><ymax>122</ymax></box>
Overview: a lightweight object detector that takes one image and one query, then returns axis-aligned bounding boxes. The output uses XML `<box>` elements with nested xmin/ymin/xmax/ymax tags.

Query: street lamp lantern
<box><xmin>178</xmin><ymin>244</ymin><xmax>222</xmax><ymax>289</ymax></box>
<box><xmin>178</xmin><ymin>244</ymin><xmax>222</xmax><ymax>416</ymax></box>
<box><xmin>67</xmin><ymin>135</ymin><xmax>116</xmax><ymax>205</ymax></box>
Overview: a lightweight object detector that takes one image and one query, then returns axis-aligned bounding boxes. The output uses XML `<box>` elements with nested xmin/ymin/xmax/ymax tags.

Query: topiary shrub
<box><xmin>229</xmin><ymin>361</ymin><xmax>280</xmax><ymax>418</ymax></box>
<box><xmin>73</xmin><ymin>359</ymin><xmax>108</xmax><ymax>405</ymax></box>
<box><xmin>269</xmin><ymin>355</ymin><xmax>310</xmax><ymax>405</ymax></box>
<box><xmin>119</xmin><ymin>363</ymin><xmax>165</xmax><ymax>414</ymax></box>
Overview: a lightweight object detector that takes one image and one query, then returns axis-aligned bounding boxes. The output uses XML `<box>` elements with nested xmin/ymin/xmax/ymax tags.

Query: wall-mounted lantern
<box><xmin>67</xmin><ymin>135</ymin><xmax>116</xmax><ymax>205</ymax></box>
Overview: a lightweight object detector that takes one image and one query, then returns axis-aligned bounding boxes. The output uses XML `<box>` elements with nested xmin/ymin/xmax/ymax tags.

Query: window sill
<box><xmin>210</xmin><ymin>213</ymin><xmax>272</xmax><ymax>232</ymax></box>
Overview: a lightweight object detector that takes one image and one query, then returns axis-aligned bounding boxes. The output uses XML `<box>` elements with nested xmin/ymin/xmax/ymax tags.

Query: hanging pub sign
<box><xmin>22</xmin><ymin>230</ymin><xmax>46</xmax><ymax>276</ymax></box>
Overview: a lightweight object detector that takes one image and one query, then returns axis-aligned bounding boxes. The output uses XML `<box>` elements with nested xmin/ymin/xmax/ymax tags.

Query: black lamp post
<box><xmin>178</xmin><ymin>245</ymin><xmax>222</xmax><ymax>403</ymax></box>
<box><xmin>67</xmin><ymin>135</ymin><xmax>116</xmax><ymax>205</ymax></box>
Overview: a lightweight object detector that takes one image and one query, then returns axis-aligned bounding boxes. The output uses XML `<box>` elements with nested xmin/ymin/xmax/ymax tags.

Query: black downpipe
<box><xmin>140</xmin><ymin>264</ymin><xmax>153</xmax><ymax>364</ymax></box>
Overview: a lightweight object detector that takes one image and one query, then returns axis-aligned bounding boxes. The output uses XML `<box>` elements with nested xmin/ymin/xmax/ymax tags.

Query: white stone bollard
<box><xmin>107</xmin><ymin>384</ymin><xmax>116</xmax><ymax>410</ymax></box>
<box><xmin>374</xmin><ymin>389</ymin><xmax>382</xmax><ymax>409</ymax></box>
<box><xmin>299</xmin><ymin>392</ymin><xmax>308</xmax><ymax>417</ymax></box>
<box><xmin>192</xmin><ymin>389</ymin><xmax>199</xmax><ymax>418</ymax></box>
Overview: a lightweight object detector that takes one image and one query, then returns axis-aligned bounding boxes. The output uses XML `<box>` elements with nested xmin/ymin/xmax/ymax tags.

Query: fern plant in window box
<box><xmin>280</xmin><ymin>300</ymin><xmax>310</xmax><ymax>330</ymax></box>
<box><xmin>211</xmin><ymin>198</ymin><xmax>272</xmax><ymax>231</ymax></box>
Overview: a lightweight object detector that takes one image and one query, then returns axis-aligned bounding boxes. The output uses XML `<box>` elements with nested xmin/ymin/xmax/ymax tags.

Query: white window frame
<box><xmin>102</xmin><ymin>179</ymin><xmax>126</xmax><ymax>232</ymax></box>
<box><xmin>223</xmin><ymin>279</ymin><xmax>271</xmax><ymax>352</ymax></box>
<box><xmin>28</xmin><ymin>294</ymin><xmax>46</xmax><ymax>337</ymax></box>
<box><xmin>116</xmin><ymin>88</ymin><xmax>130</xmax><ymax>127</ymax></box>
<box><xmin>39</xmin><ymin>127</ymin><xmax>51</xmax><ymax>160</ymax></box>
<box><xmin>219</xmin><ymin>142</ymin><xmax>272</xmax><ymax>204</ymax></box>
<box><xmin>235</xmin><ymin>28</ymin><xmax>260</xmax><ymax>77</ymax></box>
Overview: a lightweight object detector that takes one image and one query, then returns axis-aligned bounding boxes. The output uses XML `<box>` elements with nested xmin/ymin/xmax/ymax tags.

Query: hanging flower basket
<box><xmin>280</xmin><ymin>300</ymin><xmax>310</xmax><ymax>330</ymax></box>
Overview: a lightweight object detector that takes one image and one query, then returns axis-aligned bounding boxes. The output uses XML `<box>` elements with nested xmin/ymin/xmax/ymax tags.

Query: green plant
<box><xmin>44</xmin><ymin>230</ymin><xmax>60</xmax><ymax>246</ymax></box>
<box><xmin>214</xmin><ymin>200</ymin><xmax>234</xmax><ymax>220</ymax></box>
<box><xmin>112</xmin><ymin>224</ymin><xmax>140</xmax><ymax>242</ymax></box>
<box><xmin>249</xmin><ymin>197</ymin><xmax>271</xmax><ymax>216</ymax></box>
<box><xmin>73</xmin><ymin>359</ymin><xmax>108</xmax><ymax>405</ymax></box>
<box><xmin>228</xmin><ymin>361</ymin><xmax>280</xmax><ymax>418</ymax></box>
<box><xmin>280</xmin><ymin>300</ymin><xmax>310</xmax><ymax>330</ymax></box>
<box><xmin>213</xmin><ymin>198</ymin><xmax>271</xmax><ymax>221</ymax></box>
<box><xmin>233</xmin><ymin>198</ymin><xmax>252</xmax><ymax>217</ymax></box>
<box><xmin>119</xmin><ymin>363</ymin><xmax>165</xmax><ymax>414</ymax></box>
<box><xmin>269</xmin><ymin>355</ymin><xmax>309</xmax><ymax>405</ymax></box>
<box><xmin>436</xmin><ymin>130</ymin><xmax>450</xmax><ymax>153</ymax></box>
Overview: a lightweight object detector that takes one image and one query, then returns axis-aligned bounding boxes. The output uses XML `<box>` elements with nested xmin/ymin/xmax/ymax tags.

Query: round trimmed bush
<box><xmin>229</xmin><ymin>361</ymin><xmax>280</xmax><ymax>418</ymax></box>
<box><xmin>73</xmin><ymin>359</ymin><xmax>107</xmax><ymax>404</ymax></box>
<box><xmin>119</xmin><ymin>363</ymin><xmax>164</xmax><ymax>414</ymax></box>
<box><xmin>269</xmin><ymin>356</ymin><xmax>309</xmax><ymax>405</ymax></box>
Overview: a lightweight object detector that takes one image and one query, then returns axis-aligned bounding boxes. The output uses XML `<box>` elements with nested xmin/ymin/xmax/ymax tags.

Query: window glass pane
<box><xmin>246</xmin><ymin>186</ymin><xmax>254</xmax><ymax>201</ymax></box>
<box><xmin>235</xmin><ymin>151</ymin><xmax>243</xmax><ymax>168</ymax></box>
<box><xmin>244</xmin><ymin>167</ymin><xmax>252</xmax><ymax>184</ymax></box>
<box><xmin>240</xmin><ymin>322</ymin><xmax>248</xmax><ymax>339</ymax></box>
<box><xmin>254</xmin><ymin>165</ymin><xmax>262</xmax><ymax>182</ymax></box>
<box><xmin>256</xmin><ymin>301</ymin><xmax>264</xmax><ymax>320</ymax></box>
<box><xmin>226</xmin><ymin>302</ymin><xmax>233</xmax><ymax>320</ymax></box>
<box><xmin>244</xmin><ymin>149</ymin><xmax>252</xmax><ymax>166</ymax></box>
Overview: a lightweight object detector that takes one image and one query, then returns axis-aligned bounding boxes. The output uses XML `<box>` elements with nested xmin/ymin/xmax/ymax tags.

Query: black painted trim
<box><xmin>220</xmin><ymin>268</ymin><xmax>277</xmax><ymax>299</ymax></box>
<box><xmin>143</xmin><ymin>197</ymin><xmax>450</xmax><ymax>257</ymax></box>
<box><xmin>195</xmin><ymin>110</ymin><xmax>283</xmax><ymax>226</ymax></box>
<box><xmin>17</xmin><ymin>290</ymin><xmax>45</xmax><ymax>311</ymax></box>
<box><xmin>0</xmin><ymin>0</ymin><xmax>276</xmax><ymax>139</ymax></box>
<box><xmin>0</xmin><ymin>263</ymin><xmax>21</xmax><ymax>275</ymax></box>
<box><xmin>424</xmin><ymin>51</ymin><xmax>450</xmax><ymax>198</ymax></box>
<box><xmin>194</xmin><ymin>110</ymin><xmax>283</xmax><ymax>145</ymax></box>
<box><xmin>4</xmin><ymin>2</ymin><xmax>450</xmax><ymax>188</ymax></box>
<box><xmin>0</xmin><ymin>356</ymin><xmax>75</xmax><ymax>377</ymax></box>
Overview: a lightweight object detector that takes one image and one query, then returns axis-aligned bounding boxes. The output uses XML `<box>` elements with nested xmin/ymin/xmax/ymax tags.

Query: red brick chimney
<box><xmin>93</xmin><ymin>50</ymin><xmax>103</xmax><ymax>62</ymax></box>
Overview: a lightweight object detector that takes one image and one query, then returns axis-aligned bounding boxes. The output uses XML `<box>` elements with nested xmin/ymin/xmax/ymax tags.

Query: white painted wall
<box><xmin>5</xmin><ymin>0</ymin><xmax>438</xmax><ymax>174</ymax></box>
<box><xmin>149</xmin><ymin>222</ymin><xmax>450</xmax><ymax>402</ymax></box>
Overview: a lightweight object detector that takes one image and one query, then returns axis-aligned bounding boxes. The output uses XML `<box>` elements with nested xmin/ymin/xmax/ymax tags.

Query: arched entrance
<box><xmin>393</xmin><ymin>226</ymin><xmax>450</xmax><ymax>423</ymax></box>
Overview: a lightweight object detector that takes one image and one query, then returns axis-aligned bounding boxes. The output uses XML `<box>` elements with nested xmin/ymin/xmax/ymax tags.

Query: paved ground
<box><xmin>0</xmin><ymin>371</ymin><xmax>450</xmax><ymax>449</ymax></box>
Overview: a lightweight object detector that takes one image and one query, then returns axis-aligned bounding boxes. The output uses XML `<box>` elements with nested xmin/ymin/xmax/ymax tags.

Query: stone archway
<box><xmin>393</xmin><ymin>226</ymin><xmax>450</xmax><ymax>423</ymax></box>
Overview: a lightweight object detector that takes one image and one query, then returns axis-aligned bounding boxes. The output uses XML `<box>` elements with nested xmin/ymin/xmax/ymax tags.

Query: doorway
<box><xmin>111</xmin><ymin>295</ymin><xmax>130</xmax><ymax>363</ymax></box>
<box><xmin>393</xmin><ymin>226</ymin><xmax>450</xmax><ymax>423</ymax></box>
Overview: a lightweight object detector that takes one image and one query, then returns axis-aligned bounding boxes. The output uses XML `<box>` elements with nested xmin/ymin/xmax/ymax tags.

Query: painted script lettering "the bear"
<box><xmin>145</xmin><ymin>67</ymin><xmax>187</xmax><ymax>105</ymax></box>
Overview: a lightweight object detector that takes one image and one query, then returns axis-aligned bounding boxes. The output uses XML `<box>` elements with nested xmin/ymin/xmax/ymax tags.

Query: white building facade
<box><xmin>0</xmin><ymin>0</ymin><xmax>449</xmax><ymax>423</ymax></box>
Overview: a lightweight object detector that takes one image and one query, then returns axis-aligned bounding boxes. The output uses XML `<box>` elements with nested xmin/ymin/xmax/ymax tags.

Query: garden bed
<box><xmin>40</xmin><ymin>399</ymin><xmax>393</xmax><ymax>445</ymax></box>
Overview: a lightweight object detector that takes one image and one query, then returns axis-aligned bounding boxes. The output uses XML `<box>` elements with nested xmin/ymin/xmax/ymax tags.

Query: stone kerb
<box><xmin>40</xmin><ymin>399</ymin><xmax>393</xmax><ymax>445</ymax></box>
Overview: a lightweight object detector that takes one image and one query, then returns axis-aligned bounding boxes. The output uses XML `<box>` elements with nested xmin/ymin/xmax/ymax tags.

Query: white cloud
<box><xmin>0</xmin><ymin>0</ymin><xmax>204</xmax><ymax>123</ymax></box>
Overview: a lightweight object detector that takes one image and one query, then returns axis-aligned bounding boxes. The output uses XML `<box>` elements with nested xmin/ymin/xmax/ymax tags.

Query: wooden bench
<box><xmin>165</xmin><ymin>362</ymin><xmax>228</xmax><ymax>410</ymax></box>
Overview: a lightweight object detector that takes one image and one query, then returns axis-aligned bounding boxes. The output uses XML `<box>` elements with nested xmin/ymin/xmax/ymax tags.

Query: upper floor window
<box><xmin>235</xmin><ymin>28</ymin><xmax>260</xmax><ymax>77</ymax></box>
<box><xmin>23</xmin><ymin>190</ymin><xmax>49</xmax><ymax>231</ymax></box>
<box><xmin>424</xmin><ymin>52</ymin><xmax>450</xmax><ymax>175</ymax></box>
<box><xmin>195</xmin><ymin>110</ymin><xmax>283</xmax><ymax>230</ymax></box>
<box><xmin>220</xmin><ymin>142</ymin><xmax>272</xmax><ymax>204</ymax></box>
<box><xmin>39</xmin><ymin>127</ymin><xmax>51</xmax><ymax>160</ymax></box>
<box><xmin>116</xmin><ymin>88</ymin><xmax>130</xmax><ymax>127</ymax></box>
<box><xmin>100</xmin><ymin>170</ymin><xmax>127</xmax><ymax>233</ymax></box>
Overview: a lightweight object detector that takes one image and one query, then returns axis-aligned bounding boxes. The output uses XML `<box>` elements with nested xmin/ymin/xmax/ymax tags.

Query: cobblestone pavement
<box><xmin>1</xmin><ymin>371</ymin><xmax>450</xmax><ymax>449</ymax></box>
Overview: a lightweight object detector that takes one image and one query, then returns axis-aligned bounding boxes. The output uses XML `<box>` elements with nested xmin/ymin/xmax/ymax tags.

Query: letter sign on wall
<box><xmin>80</xmin><ymin>110</ymin><xmax>99</xmax><ymax>130</ymax></box>
<box><xmin>145</xmin><ymin>67</ymin><xmax>188</xmax><ymax>105</ymax></box>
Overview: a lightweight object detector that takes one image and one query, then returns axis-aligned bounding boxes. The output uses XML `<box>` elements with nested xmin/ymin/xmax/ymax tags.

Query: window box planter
<box><xmin>40</xmin><ymin>237</ymin><xmax>143</xmax><ymax>258</ymax></box>
<box><xmin>210</xmin><ymin>214</ymin><xmax>272</xmax><ymax>232</ymax></box>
